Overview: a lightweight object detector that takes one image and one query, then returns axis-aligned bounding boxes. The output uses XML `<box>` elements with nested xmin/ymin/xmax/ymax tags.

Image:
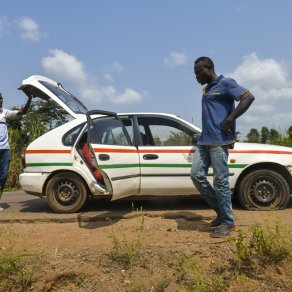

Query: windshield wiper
<box><xmin>57</xmin><ymin>82</ymin><xmax>88</xmax><ymax>111</ymax></box>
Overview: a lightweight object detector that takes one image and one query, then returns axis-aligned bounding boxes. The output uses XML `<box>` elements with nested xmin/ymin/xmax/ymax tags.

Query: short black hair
<box><xmin>194</xmin><ymin>56</ymin><xmax>214</xmax><ymax>70</ymax></box>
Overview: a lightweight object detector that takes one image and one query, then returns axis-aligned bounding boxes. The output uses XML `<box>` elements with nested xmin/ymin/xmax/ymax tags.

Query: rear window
<box><xmin>40</xmin><ymin>81</ymin><xmax>88</xmax><ymax>114</ymax></box>
<box><xmin>63</xmin><ymin>124</ymin><xmax>85</xmax><ymax>146</ymax></box>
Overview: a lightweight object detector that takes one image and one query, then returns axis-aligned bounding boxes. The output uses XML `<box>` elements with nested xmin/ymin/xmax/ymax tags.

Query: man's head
<box><xmin>0</xmin><ymin>93</ymin><xmax>3</xmax><ymax>107</ymax></box>
<box><xmin>194</xmin><ymin>56</ymin><xmax>216</xmax><ymax>85</ymax></box>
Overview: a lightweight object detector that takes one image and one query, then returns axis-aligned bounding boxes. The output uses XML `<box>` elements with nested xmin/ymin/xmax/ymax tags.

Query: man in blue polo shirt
<box><xmin>0</xmin><ymin>93</ymin><xmax>32</xmax><ymax>211</ymax></box>
<box><xmin>191</xmin><ymin>56</ymin><xmax>255</xmax><ymax>237</ymax></box>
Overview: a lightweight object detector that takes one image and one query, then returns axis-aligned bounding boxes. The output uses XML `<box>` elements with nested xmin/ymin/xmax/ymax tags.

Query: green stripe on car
<box><xmin>26</xmin><ymin>163</ymin><xmax>73</xmax><ymax>167</ymax></box>
<box><xmin>26</xmin><ymin>163</ymin><xmax>248</xmax><ymax>169</ymax></box>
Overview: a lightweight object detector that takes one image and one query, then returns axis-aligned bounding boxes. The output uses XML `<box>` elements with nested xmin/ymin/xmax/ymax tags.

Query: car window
<box><xmin>93</xmin><ymin>116</ymin><xmax>131</xmax><ymax>146</ymax></box>
<box><xmin>121</xmin><ymin>117</ymin><xmax>134</xmax><ymax>143</ymax></box>
<box><xmin>137</xmin><ymin>116</ymin><xmax>193</xmax><ymax>146</ymax></box>
<box><xmin>63</xmin><ymin>124</ymin><xmax>84</xmax><ymax>146</ymax></box>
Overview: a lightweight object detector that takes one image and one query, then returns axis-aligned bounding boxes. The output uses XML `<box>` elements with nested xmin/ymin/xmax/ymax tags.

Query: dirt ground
<box><xmin>1</xmin><ymin>198</ymin><xmax>292</xmax><ymax>292</ymax></box>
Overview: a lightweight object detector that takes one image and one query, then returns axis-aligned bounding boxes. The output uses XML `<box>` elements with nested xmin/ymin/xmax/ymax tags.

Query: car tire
<box><xmin>46</xmin><ymin>172</ymin><xmax>88</xmax><ymax>213</ymax></box>
<box><xmin>238</xmin><ymin>169</ymin><xmax>290</xmax><ymax>210</ymax></box>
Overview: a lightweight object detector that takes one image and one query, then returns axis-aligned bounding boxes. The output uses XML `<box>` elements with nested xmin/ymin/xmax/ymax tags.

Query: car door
<box><xmin>136</xmin><ymin>115</ymin><xmax>198</xmax><ymax>195</ymax></box>
<box><xmin>82</xmin><ymin>111</ymin><xmax>140</xmax><ymax>199</ymax></box>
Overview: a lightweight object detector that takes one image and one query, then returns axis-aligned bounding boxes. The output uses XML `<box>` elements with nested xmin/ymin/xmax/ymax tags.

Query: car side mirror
<box><xmin>192</xmin><ymin>133</ymin><xmax>201</xmax><ymax>145</ymax></box>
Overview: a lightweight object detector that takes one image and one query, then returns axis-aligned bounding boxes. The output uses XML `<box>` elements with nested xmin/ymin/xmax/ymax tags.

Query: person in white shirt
<box><xmin>0</xmin><ymin>93</ymin><xmax>32</xmax><ymax>211</ymax></box>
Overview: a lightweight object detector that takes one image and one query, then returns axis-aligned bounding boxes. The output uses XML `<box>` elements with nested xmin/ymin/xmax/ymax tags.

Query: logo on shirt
<box><xmin>202</xmin><ymin>87</ymin><xmax>221</xmax><ymax>96</ymax></box>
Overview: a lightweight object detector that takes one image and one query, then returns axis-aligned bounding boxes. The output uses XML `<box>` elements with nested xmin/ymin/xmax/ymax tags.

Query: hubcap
<box><xmin>55</xmin><ymin>181</ymin><xmax>78</xmax><ymax>203</ymax></box>
<box><xmin>250</xmin><ymin>179</ymin><xmax>277</xmax><ymax>205</ymax></box>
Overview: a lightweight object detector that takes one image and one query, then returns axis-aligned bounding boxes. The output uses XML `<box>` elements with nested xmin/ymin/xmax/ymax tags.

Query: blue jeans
<box><xmin>190</xmin><ymin>145</ymin><xmax>234</xmax><ymax>226</ymax></box>
<box><xmin>0</xmin><ymin>149</ymin><xmax>10</xmax><ymax>195</ymax></box>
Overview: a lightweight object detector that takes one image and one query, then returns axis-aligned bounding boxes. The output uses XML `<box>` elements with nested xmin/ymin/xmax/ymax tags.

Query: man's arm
<box><xmin>220</xmin><ymin>91</ymin><xmax>255</xmax><ymax>134</ymax></box>
<box><xmin>17</xmin><ymin>95</ymin><xmax>33</xmax><ymax>116</ymax></box>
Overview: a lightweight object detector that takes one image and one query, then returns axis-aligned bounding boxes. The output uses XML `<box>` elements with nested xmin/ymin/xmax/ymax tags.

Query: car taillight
<box><xmin>21</xmin><ymin>153</ymin><xmax>26</xmax><ymax>168</ymax></box>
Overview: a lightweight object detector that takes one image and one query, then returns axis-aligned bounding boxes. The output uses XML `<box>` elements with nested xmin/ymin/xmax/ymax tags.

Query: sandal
<box><xmin>210</xmin><ymin>217</ymin><xmax>221</xmax><ymax>229</ymax></box>
<box><xmin>210</xmin><ymin>225</ymin><xmax>235</xmax><ymax>238</ymax></box>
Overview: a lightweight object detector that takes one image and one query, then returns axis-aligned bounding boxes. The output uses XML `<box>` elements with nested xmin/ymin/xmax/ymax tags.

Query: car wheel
<box><xmin>46</xmin><ymin>172</ymin><xmax>88</xmax><ymax>213</ymax></box>
<box><xmin>238</xmin><ymin>169</ymin><xmax>290</xmax><ymax>210</ymax></box>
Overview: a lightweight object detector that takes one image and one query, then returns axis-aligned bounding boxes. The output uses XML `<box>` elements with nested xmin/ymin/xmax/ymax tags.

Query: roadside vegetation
<box><xmin>104</xmin><ymin>216</ymin><xmax>292</xmax><ymax>291</ymax></box>
<box><xmin>0</xmin><ymin>228</ymin><xmax>40</xmax><ymax>291</ymax></box>
<box><xmin>5</xmin><ymin>100</ymin><xmax>70</xmax><ymax>190</ymax></box>
<box><xmin>0</xmin><ymin>215</ymin><xmax>291</xmax><ymax>291</ymax></box>
<box><xmin>233</xmin><ymin>222</ymin><xmax>292</xmax><ymax>265</ymax></box>
<box><xmin>108</xmin><ymin>207</ymin><xmax>146</xmax><ymax>272</ymax></box>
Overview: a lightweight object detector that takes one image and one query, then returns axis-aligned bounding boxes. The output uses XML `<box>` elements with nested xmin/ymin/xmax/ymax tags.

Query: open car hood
<box><xmin>19</xmin><ymin>75</ymin><xmax>88</xmax><ymax>119</ymax></box>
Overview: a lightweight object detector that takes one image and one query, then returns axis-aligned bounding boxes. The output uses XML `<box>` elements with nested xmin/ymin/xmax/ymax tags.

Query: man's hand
<box><xmin>220</xmin><ymin>119</ymin><xmax>232</xmax><ymax>135</ymax></box>
<box><xmin>17</xmin><ymin>95</ymin><xmax>33</xmax><ymax>115</ymax></box>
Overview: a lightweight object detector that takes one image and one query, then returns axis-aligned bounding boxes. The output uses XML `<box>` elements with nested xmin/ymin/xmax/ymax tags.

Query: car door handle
<box><xmin>143</xmin><ymin>154</ymin><xmax>159</xmax><ymax>160</ymax></box>
<box><xmin>99</xmin><ymin>154</ymin><xmax>110</xmax><ymax>161</ymax></box>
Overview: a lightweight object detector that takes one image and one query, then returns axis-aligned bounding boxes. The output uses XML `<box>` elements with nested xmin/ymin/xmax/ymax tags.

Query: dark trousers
<box><xmin>0</xmin><ymin>149</ymin><xmax>10</xmax><ymax>196</ymax></box>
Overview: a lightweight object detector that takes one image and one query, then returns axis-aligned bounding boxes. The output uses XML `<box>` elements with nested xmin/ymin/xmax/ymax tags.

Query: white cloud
<box><xmin>163</xmin><ymin>51</ymin><xmax>188</xmax><ymax>69</ymax></box>
<box><xmin>42</xmin><ymin>49</ymin><xmax>87</xmax><ymax>85</ymax></box>
<box><xmin>104</xmin><ymin>73</ymin><xmax>114</xmax><ymax>83</ymax></box>
<box><xmin>112</xmin><ymin>62</ymin><xmax>124</xmax><ymax>73</ymax></box>
<box><xmin>104</xmin><ymin>62</ymin><xmax>124</xmax><ymax>83</ymax></box>
<box><xmin>269</xmin><ymin>111</ymin><xmax>292</xmax><ymax>131</ymax></box>
<box><xmin>0</xmin><ymin>17</ymin><xmax>10</xmax><ymax>38</ymax></box>
<box><xmin>251</xmin><ymin>103</ymin><xmax>274</xmax><ymax>114</ymax></box>
<box><xmin>79</xmin><ymin>87</ymin><xmax>103</xmax><ymax>104</ymax></box>
<box><xmin>41</xmin><ymin>49</ymin><xmax>144</xmax><ymax>105</ymax></box>
<box><xmin>228</xmin><ymin>53</ymin><xmax>292</xmax><ymax>135</ymax></box>
<box><xmin>230</xmin><ymin>53</ymin><xmax>292</xmax><ymax>99</ymax></box>
<box><xmin>17</xmin><ymin>17</ymin><xmax>41</xmax><ymax>42</ymax></box>
<box><xmin>104</xmin><ymin>86</ymin><xmax>144</xmax><ymax>104</ymax></box>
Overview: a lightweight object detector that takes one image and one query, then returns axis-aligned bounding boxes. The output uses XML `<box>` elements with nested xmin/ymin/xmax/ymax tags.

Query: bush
<box><xmin>233</xmin><ymin>222</ymin><xmax>292</xmax><ymax>264</ymax></box>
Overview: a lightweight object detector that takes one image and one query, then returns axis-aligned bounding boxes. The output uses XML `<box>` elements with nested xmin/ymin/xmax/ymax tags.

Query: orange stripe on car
<box><xmin>138</xmin><ymin>149</ymin><xmax>195</xmax><ymax>153</ymax></box>
<box><xmin>26</xmin><ymin>150</ymin><xmax>71</xmax><ymax>154</ymax></box>
<box><xmin>93</xmin><ymin>148</ymin><xmax>194</xmax><ymax>154</ymax></box>
<box><xmin>230</xmin><ymin>150</ymin><xmax>292</xmax><ymax>154</ymax></box>
<box><xmin>25</xmin><ymin>149</ymin><xmax>292</xmax><ymax>155</ymax></box>
<box><xmin>93</xmin><ymin>148</ymin><xmax>138</xmax><ymax>153</ymax></box>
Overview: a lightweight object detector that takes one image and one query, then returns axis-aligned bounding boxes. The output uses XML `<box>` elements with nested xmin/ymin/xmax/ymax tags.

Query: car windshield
<box><xmin>40</xmin><ymin>81</ymin><xmax>88</xmax><ymax>114</ymax></box>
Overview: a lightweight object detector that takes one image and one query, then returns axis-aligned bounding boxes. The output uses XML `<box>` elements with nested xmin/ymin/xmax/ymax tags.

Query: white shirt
<box><xmin>0</xmin><ymin>108</ymin><xmax>18</xmax><ymax>149</ymax></box>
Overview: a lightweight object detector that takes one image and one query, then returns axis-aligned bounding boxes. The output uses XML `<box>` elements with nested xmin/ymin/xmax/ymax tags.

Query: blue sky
<box><xmin>1</xmin><ymin>0</ymin><xmax>292</xmax><ymax>138</ymax></box>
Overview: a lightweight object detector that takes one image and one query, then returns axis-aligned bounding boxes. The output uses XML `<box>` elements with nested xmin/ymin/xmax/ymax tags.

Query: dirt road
<box><xmin>0</xmin><ymin>194</ymin><xmax>292</xmax><ymax>291</ymax></box>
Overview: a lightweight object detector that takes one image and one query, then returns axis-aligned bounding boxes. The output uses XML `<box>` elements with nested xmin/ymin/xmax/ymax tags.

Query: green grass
<box><xmin>232</xmin><ymin>222</ymin><xmax>292</xmax><ymax>264</ymax></box>
<box><xmin>0</xmin><ymin>248</ymin><xmax>38</xmax><ymax>291</ymax></box>
<box><xmin>108</xmin><ymin>209</ymin><xmax>146</xmax><ymax>270</ymax></box>
<box><xmin>0</xmin><ymin>228</ymin><xmax>39</xmax><ymax>291</ymax></box>
<box><xmin>175</xmin><ymin>252</ymin><xmax>226</xmax><ymax>292</ymax></box>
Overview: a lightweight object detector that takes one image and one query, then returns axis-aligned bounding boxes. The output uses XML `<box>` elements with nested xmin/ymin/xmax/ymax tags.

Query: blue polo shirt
<box><xmin>198</xmin><ymin>75</ymin><xmax>247</xmax><ymax>145</ymax></box>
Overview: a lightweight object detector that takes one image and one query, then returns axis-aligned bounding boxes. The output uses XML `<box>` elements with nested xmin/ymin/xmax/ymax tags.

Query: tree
<box><xmin>269</xmin><ymin>128</ymin><xmax>281</xmax><ymax>145</ymax></box>
<box><xmin>260</xmin><ymin>126</ymin><xmax>270</xmax><ymax>144</ymax></box>
<box><xmin>246</xmin><ymin>128</ymin><xmax>260</xmax><ymax>143</ymax></box>
<box><xmin>244</xmin><ymin>125</ymin><xmax>292</xmax><ymax>147</ymax></box>
<box><xmin>6</xmin><ymin>99</ymin><xmax>71</xmax><ymax>189</ymax></box>
<box><xmin>287</xmin><ymin>126</ymin><xmax>292</xmax><ymax>140</ymax></box>
<box><xmin>7</xmin><ymin>100</ymin><xmax>71</xmax><ymax>145</ymax></box>
<box><xmin>164</xmin><ymin>131</ymin><xmax>192</xmax><ymax>146</ymax></box>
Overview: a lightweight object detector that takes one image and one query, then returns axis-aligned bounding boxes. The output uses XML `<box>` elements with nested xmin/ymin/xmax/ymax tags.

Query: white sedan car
<box><xmin>19</xmin><ymin>75</ymin><xmax>292</xmax><ymax>213</ymax></box>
